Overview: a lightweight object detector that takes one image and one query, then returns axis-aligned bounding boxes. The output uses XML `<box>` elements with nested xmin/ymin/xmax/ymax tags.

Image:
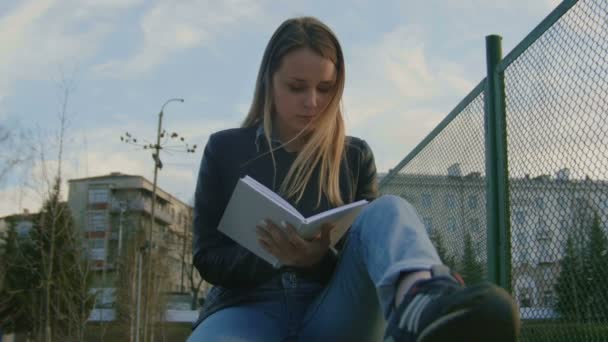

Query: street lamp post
<box><xmin>121</xmin><ymin>98</ymin><xmax>196</xmax><ymax>342</ymax></box>
<box><xmin>141</xmin><ymin>98</ymin><xmax>183</xmax><ymax>342</ymax></box>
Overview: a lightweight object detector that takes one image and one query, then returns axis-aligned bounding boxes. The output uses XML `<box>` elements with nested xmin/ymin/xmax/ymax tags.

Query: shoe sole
<box><xmin>416</xmin><ymin>283</ymin><xmax>520</xmax><ymax>342</ymax></box>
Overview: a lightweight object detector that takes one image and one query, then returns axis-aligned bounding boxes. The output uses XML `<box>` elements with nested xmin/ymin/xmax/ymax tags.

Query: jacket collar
<box><xmin>254</xmin><ymin>123</ymin><xmax>283</xmax><ymax>152</ymax></box>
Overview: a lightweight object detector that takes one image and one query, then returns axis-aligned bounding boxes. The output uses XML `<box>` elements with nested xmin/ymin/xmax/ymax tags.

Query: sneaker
<box><xmin>384</xmin><ymin>265</ymin><xmax>520</xmax><ymax>342</ymax></box>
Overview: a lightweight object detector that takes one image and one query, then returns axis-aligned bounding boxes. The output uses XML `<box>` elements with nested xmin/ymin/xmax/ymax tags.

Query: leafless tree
<box><xmin>0</xmin><ymin>75</ymin><xmax>94</xmax><ymax>342</ymax></box>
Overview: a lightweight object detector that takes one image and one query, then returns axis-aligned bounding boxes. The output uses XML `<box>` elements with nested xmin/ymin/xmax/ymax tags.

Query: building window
<box><xmin>445</xmin><ymin>193</ymin><xmax>456</xmax><ymax>209</ymax></box>
<box><xmin>537</xmin><ymin>219</ymin><xmax>551</xmax><ymax>242</ymax></box>
<box><xmin>516</xmin><ymin>232</ymin><xmax>528</xmax><ymax>263</ymax></box>
<box><xmin>542</xmin><ymin>290</ymin><xmax>556</xmax><ymax>307</ymax></box>
<box><xmin>539</xmin><ymin>239</ymin><xmax>552</xmax><ymax>259</ymax></box>
<box><xmin>468</xmin><ymin>195</ymin><xmax>478</xmax><ymax>209</ymax></box>
<box><xmin>89</xmin><ymin>188</ymin><xmax>109</xmax><ymax>204</ymax></box>
<box><xmin>542</xmin><ymin>266</ymin><xmax>553</xmax><ymax>282</ymax></box>
<box><xmin>535</xmin><ymin>197</ymin><xmax>545</xmax><ymax>210</ymax></box>
<box><xmin>422</xmin><ymin>217</ymin><xmax>433</xmax><ymax>233</ymax></box>
<box><xmin>602</xmin><ymin>197</ymin><xmax>608</xmax><ymax>211</ymax></box>
<box><xmin>421</xmin><ymin>193</ymin><xmax>432</xmax><ymax>208</ymax></box>
<box><xmin>88</xmin><ymin>238</ymin><xmax>106</xmax><ymax>260</ymax></box>
<box><xmin>514</xmin><ymin>210</ymin><xmax>526</xmax><ymax>225</ymax></box>
<box><xmin>88</xmin><ymin>238</ymin><xmax>105</xmax><ymax>249</ymax></box>
<box><xmin>559</xmin><ymin>219</ymin><xmax>569</xmax><ymax>233</ymax></box>
<box><xmin>469</xmin><ymin>218</ymin><xmax>481</xmax><ymax>234</ymax></box>
<box><xmin>520</xmin><ymin>288</ymin><xmax>533</xmax><ymax>307</ymax></box>
<box><xmin>16</xmin><ymin>222</ymin><xmax>33</xmax><ymax>236</ymax></box>
<box><xmin>401</xmin><ymin>193</ymin><xmax>417</xmax><ymax>205</ymax></box>
<box><xmin>87</xmin><ymin>211</ymin><xmax>107</xmax><ymax>232</ymax></box>
<box><xmin>447</xmin><ymin>217</ymin><xmax>457</xmax><ymax>231</ymax></box>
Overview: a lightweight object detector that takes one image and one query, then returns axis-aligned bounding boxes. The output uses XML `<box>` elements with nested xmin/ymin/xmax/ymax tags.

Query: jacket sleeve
<box><xmin>192</xmin><ymin>134</ymin><xmax>275</xmax><ymax>289</ymax></box>
<box><xmin>355</xmin><ymin>139</ymin><xmax>379</xmax><ymax>201</ymax></box>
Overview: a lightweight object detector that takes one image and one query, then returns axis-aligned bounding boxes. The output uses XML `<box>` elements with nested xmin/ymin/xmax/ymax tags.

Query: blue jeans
<box><xmin>187</xmin><ymin>195</ymin><xmax>442</xmax><ymax>341</ymax></box>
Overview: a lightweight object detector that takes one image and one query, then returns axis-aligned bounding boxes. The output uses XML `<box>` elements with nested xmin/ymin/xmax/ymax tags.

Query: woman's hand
<box><xmin>256</xmin><ymin>219</ymin><xmax>334</xmax><ymax>268</ymax></box>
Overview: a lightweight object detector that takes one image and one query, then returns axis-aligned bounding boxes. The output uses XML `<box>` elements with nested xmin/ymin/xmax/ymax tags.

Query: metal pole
<box><xmin>135</xmin><ymin>248</ymin><xmax>143</xmax><ymax>342</ymax></box>
<box><xmin>143</xmin><ymin>114</ymin><xmax>162</xmax><ymax>342</ymax></box>
<box><xmin>484</xmin><ymin>35</ymin><xmax>511</xmax><ymax>291</ymax></box>
<box><xmin>181</xmin><ymin>217</ymin><xmax>187</xmax><ymax>293</ymax></box>
<box><xmin>118</xmin><ymin>202</ymin><xmax>126</xmax><ymax>257</ymax></box>
<box><xmin>142</xmin><ymin>98</ymin><xmax>183</xmax><ymax>341</ymax></box>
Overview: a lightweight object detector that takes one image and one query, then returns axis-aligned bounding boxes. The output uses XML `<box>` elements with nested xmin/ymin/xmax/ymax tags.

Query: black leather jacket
<box><xmin>192</xmin><ymin>125</ymin><xmax>378</xmax><ymax>324</ymax></box>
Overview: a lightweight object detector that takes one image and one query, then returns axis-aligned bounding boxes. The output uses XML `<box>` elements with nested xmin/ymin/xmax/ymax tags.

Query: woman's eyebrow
<box><xmin>288</xmin><ymin>77</ymin><xmax>335</xmax><ymax>84</ymax></box>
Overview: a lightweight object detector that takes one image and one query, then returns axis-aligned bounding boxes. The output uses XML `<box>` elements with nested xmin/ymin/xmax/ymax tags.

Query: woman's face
<box><xmin>272</xmin><ymin>47</ymin><xmax>337</xmax><ymax>143</ymax></box>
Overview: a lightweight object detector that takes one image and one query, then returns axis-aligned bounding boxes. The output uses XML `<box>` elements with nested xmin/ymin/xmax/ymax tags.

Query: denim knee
<box><xmin>371</xmin><ymin>195</ymin><xmax>411</xmax><ymax>211</ymax></box>
<box><xmin>362</xmin><ymin>195</ymin><xmax>414</xmax><ymax>219</ymax></box>
<box><xmin>351</xmin><ymin>195</ymin><xmax>415</xmax><ymax>236</ymax></box>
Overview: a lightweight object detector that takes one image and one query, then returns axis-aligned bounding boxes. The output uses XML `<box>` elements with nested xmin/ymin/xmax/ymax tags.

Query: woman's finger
<box><xmin>319</xmin><ymin>223</ymin><xmax>334</xmax><ymax>245</ymax></box>
<box><xmin>258</xmin><ymin>238</ymin><xmax>276</xmax><ymax>253</ymax></box>
<box><xmin>265</xmin><ymin>219</ymin><xmax>289</xmax><ymax>245</ymax></box>
<box><xmin>281</xmin><ymin>221</ymin><xmax>308</xmax><ymax>250</ymax></box>
<box><xmin>313</xmin><ymin>223</ymin><xmax>334</xmax><ymax>241</ymax></box>
<box><xmin>256</xmin><ymin>224</ymin><xmax>272</xmax><ymax>241</ymax></box>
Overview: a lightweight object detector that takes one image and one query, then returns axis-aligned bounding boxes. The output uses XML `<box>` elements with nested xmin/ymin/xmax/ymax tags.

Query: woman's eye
<box><xmin>317</xmin><ymin>86</ymin><xmax>332</xmax><ymax>94</ymax></box>
<box><xmin>288</xmin><ymin>85</ymin><xmax>306</xmax><ymax>93</ymax></box>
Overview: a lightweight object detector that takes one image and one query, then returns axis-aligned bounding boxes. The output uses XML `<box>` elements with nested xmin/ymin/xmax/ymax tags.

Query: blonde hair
<box><xmin>242</xmin><ymin>16</ymin><xmax>346</xmax><ymax>207</ymax></box>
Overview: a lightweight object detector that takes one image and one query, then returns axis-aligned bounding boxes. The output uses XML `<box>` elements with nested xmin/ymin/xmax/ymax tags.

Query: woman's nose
<box><xmin>304</xmin><ymin>90</ymin><xmax>318</xmax><ymax>108</ymax></box>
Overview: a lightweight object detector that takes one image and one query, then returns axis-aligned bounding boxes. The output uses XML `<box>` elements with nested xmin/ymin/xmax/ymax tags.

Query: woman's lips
<box><xmin>297</xmin><ymin>115</ymin><xmax>315</xmax><ymax>121</ymax></box>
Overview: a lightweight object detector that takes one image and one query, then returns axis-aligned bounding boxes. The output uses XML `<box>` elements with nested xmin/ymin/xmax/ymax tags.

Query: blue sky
<box><xmin>0</xmin><ymin>0</ymin><xmax>561</xmax><ymax>216</ymax></box>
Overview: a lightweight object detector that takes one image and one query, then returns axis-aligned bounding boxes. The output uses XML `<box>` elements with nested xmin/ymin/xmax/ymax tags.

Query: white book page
<box><xmin>298</xmin><ymin>200</ymin><xmax>368</xmax><ymax>241</ymax></box>
<box><xmin>218</xmin><ymin>177</ymin><xmax>304</xmax><ymax>267</ymax></box>
<box><xmin>304</xmin><ymin>200</ymin><xmax>368</xmax><ymax>223</ymax></box>
<box><xmin>243</xmin><ymin>176</ymin><xmax>303</xmax><ymax>220</ymax></box>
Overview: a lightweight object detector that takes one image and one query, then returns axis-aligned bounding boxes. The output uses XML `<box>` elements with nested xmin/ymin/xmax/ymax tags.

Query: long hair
<box><xmin>242</xmin><ymin>16</ymin><xmax>346</xmax><ymax>207</ymax></box>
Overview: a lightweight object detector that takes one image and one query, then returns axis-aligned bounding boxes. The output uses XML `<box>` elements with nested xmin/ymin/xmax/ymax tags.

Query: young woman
<box><xmin>188</xmin><ymin>16</ymin><xmax>520</xmax><ymax>342</ymax></box>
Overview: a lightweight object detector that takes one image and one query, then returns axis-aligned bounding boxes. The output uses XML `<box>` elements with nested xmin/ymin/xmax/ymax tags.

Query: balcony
<box><xmin>111</xmin><ymin>199</ymin><xmax>173</xmax><ymax>224</ymax></box>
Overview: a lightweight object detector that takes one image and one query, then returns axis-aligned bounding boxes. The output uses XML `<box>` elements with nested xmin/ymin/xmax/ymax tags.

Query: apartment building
<box><xmin>67</xmin><ymin>172</ymin><xmax>202</xmax><ymax>307</ymax></box>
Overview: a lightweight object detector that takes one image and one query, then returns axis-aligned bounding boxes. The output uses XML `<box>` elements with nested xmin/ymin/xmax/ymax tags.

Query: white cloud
<box><xmin>93</xmin><ymin>0</ymin><xmax>266</xmax><ymax>78</ymax></box>
<box><xmin>77</xmin><ymin>0</ymin><xmax>144</xmax><ymax>10</ymax></box>
<box><xmin>0</xmin><ymin>112</ymin><xmax>232</xmax><ymax>216</ymax></box>
<box><xmin>0</xmin><ymin>185</ymin><xmax>41</xmax><ymax>217</ymax></box>
<box><xmin>0</xmin><ymin>153</ymin><xmax>81</xmax><ymax>217</ymax></box>
<box><xmin>0</xmin><ymin>0</ymin><xmax>140</xmax><ymax>105</ymax></box>
<box><xmin>0</xmin><ymin>0</ymin><xmax>54</xmax><ymax>48</ymax></box>
<box><xmin>73</xmin><ymin>117</ymin><xmax>230</xmax><ymax>200</ymax></box>
<box><xmin>343</xmin><ymin>25</ymin><xmax>476</xmax><ymax>171</ymax></box>
<box><xmin>445</xmin><ymin>0</ymin><xmax>559</xmax><ymax>13</ymax></box>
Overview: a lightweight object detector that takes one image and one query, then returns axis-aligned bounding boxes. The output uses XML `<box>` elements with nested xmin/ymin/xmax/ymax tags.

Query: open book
<box><xmin>218</xmin><ymin>175</ymin><xmax>368</xmax><ymax>268</ymax></box>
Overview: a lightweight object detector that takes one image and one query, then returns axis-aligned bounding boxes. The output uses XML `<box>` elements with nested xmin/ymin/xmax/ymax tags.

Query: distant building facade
<box><xmin>0</xmin><ymin>210</ymin><xmax>36</xmax><ymax>240</ymax></box>
<box><xmin>67</xmin><ymin>172</ymin><xmax>204</xmax><ymax>307</ymax></box>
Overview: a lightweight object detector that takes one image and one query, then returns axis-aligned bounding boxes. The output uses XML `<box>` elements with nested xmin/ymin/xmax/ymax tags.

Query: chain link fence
<box><xmin>379</xmin><ymin>85</ymin><xmax>489</xmax><ymax>286</ymax></box>
<box><xmin>379</xmin><ymin>0</ymin><xmax>608</xmax><ymax>340</ymax></box>
<box><xmin>501</xmin><ymin>0</ymin><xmax>608</xmax><ymax>340</ymax></box>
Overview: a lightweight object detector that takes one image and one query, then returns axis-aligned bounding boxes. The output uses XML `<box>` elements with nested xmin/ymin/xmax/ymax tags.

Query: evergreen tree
<box><xmin>0</xmin><ymin>178</ymin><xmax>94</xmax><ymax>340</ymax></box>
<box><xmin>459</xmin><ymin>232</ymin><xmax>485</xmax><ymax>285</ymax></box>
<box><xmin>582</xmin><ymin>212</ymin><xmax>608</xmax><ymax>322</ymax></box>
<box><xmin>429</xmin><ymin>230</ymin><xmax>456</xmax><ymax>270</ymax></box>
<box><xmin>0</xmin><ymin>223</ymin><xmax>41</xmax><ymax>335</ymax></box>
<box><xmin>555</xmin><ymin>204</ymin><xmax>608</xmax><ymax>323</ymax></box>
<box><xmin>554</xmin><ymin>235</ymin><xmax>586</xmax><ymax>321</ymax></box>
<box><xmin>33</xmin><ymin>178</ymin><xmax>95</xmax><ymax>340</ymax></box>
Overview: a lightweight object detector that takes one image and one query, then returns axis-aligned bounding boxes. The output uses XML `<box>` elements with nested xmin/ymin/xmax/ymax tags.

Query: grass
<box><xmin>520</xmin><ymin>320</ymin><xmax>608</xmax><ymax>342</ymax></box>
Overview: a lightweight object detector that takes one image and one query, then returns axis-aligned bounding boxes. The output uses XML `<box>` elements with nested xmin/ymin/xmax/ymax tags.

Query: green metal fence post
<box><xmin>484</xmin><ymin>35</ymin><xmax>511</xmax><ymax>291</ymax></box>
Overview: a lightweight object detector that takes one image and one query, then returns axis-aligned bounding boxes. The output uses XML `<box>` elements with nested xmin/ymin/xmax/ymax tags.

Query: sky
<box><xmin>0</xmin><ymin>0</ymin><xmax>562</xmax><ymax>216</ymax></box>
